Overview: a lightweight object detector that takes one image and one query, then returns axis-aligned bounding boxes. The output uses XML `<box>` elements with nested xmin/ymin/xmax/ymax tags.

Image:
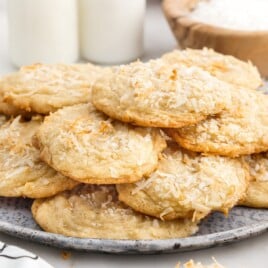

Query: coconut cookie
<box><xmin>0</xmin><ymin>78</ymin><xmax>29</xmax><ymax>116</ymax></box>
<box><xmin>117</xmin><ymin>144</ymin><xmax>248</xmax><ymax>221</ymax></box>
<box><xmin>0</xmin><ymin>115</ymin><xmax>7</xmax><ymax>127</ymax></box>
<box><xmin>0</xmin><ymin>116</ymin><xmax>79</xmax><ymax>198</ymax></box>
<box><xmin>177</xmin><ymin>259</ymin><xmax>225</xmax><ymax>268</ymax></box>
<box><xmin>35</xmin><ymin>104</ymin><xmax>166</xmax><ymax>184</ymax></box>
<box><xmin>162</xmin><ymin>48</ymin><xmax>262</xmax><ymax>90</ymax></box>
<box><xmin>0</xmin><ymin>101</ymin><xmax>25</xmax><ymax>116</ymax></box>
<box><xmin>175</xmin><ymin>260</ymin><xmax>224</xmax><ymax>268</ymax></box>
<box><xmin>92</xmin><ymin>59</ymin><xmax>233</xmax><ymax>128</ymax></box>
<box><xmin>1</xmin><ymin>63</ymin><xmax>103</xmax><ymax>114</ymax></box>
<box><xmin>239</xmin><ymin>152</ymin><xmax>268</xmax><ymax>208</ymax></box>
<box><xmin>167</xmin><ymin>90</ymin><xmax>268</xmax><ymax>157</ymax></box>
<box><xmin>32</xmin><ymin>184</ymin><xmax>199</xmax><ymax>240</ymax></box>
<box><xmin>0</xmin><ymin>95</ymin><xmax>25</xmax><ymax>116</ymax></box>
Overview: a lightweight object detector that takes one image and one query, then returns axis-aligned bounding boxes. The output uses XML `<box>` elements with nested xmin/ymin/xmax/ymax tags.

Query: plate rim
<box><xmin>0</xmin><ymin>219</ymin><xmax>268</xmax><ymax>254</ymax></box>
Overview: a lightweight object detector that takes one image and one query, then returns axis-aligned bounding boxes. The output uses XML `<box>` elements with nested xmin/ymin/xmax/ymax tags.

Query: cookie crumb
<box><xmin>61</xmin><ymin>251</ymin><xmax>72</xmax><ymax>260</ymax></box>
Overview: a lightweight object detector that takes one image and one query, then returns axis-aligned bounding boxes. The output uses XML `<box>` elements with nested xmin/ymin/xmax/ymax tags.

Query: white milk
<box><xmin>7</xmin><ymin>0</ymin><xmax>79</xmax><ymax>67</ymax></box>
<box><xmin>79</xmin><ymin>0</ymin><xmax>145</xmax><ymax>64</ymax></box>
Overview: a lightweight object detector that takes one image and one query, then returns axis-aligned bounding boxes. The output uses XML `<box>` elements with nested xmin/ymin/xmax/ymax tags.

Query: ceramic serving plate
<box><xmin>0</xmin><ymin>197</ymin><xmax>268</xmax><ymax>254</ymax></box>
<box><xmin>0</xmin><ymin>85</ymin><xmax>267</xmax><ymax>255</ymax></box>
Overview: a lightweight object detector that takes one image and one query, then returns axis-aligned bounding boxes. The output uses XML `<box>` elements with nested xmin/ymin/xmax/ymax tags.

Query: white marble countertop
<box><xmin>0</xmin><ymin>1</ymin><xmax>268</xmax><ymax>267</ymax></box>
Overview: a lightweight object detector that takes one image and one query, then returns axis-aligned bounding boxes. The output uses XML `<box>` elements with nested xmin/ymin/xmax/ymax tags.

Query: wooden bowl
<box><xmin>162</xmin><ymin>0</ymin><xmax>268</xmax><ymax>77</ymax></box>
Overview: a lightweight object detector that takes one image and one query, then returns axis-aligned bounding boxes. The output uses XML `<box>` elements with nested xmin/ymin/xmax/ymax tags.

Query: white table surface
<box><xmin>0</xmin><ymin>1</ymin><xmax>268</xmax><ymax>267</ymax></box>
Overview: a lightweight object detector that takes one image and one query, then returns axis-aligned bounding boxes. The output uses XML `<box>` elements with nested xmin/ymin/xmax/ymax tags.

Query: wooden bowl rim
<box><xmin>162</xmin><ymin>0</ymin><xmax>268</xmax><ymax>36</ymax></box>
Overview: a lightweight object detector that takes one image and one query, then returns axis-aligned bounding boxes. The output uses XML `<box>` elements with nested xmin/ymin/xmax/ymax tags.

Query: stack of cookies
<box><xmin>0</xmin><ymin>48</ymin><xmax>267</xmax><ymax>240</ymax></box>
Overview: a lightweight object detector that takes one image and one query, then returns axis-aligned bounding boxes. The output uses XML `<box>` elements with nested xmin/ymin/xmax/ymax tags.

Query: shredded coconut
<box><xmin>118</xmin><ymin>145</ymin><xmax>247</xmax><ymax>221</ymax></box>
<box><xmin>188</xmin><ymin>0</ymin><xmax>268</xmax><ymax>31</ymax></box>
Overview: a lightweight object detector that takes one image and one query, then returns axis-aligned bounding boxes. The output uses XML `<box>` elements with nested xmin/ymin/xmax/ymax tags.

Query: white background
<box><xmin>1</xmin><ymin>0</ymin><xmax>268</xmax><ymax>267</ymax></box>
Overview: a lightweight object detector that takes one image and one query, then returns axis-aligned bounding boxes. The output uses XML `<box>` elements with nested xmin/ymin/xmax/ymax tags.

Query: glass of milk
<box><xmin>79</xmin><ymin>0</ymin><xmax>146</xmax><ymax>64</ymax></box>
<box><xmin>7</xmin><ymin>0</ymin><xmax>79</xmax><ymax>67</ymax></box>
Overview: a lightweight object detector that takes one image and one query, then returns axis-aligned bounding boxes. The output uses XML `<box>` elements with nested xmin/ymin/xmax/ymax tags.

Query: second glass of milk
<box><xmin>79</xmin><ymin>0</ymin><xmax>146</xmax><ymax>65</ymax></box>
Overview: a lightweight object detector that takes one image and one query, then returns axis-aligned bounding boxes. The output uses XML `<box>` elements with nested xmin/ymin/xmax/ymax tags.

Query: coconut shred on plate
<box><xmin>188</xmin><ymin>0</ymin><xmax>268</xmax><ymax>31</ymax></box>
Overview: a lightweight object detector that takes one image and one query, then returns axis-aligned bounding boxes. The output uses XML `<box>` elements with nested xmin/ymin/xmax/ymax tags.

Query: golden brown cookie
<box><xmin>167</xmin><ymin>90</ymin><xmax>268</xmax><ymax>157</ymax></box>
<box><xmin>0</xmin><ymin>114</ymin><xmax>7</xmax><ymax>127</ymax></box>
<box><xmin>1</xmin><ymin>63</ymin><xmax>103</xmax><ymax>114</ymax></box>
<box><xmin>0</xmin><ymin>77</ymin><xmax>29</xmax><ymax>116</ymax></box>
<box><xmin>32</xmin><ymin>185</ymin><xmax>199</xmax><ymax>239</ymax></box>
<box><xmin>239</xmin><ymin>152</ymin><xmax>268</xmax><ymax>208</ymax></box>
<box><xmin>117</xmin><ymin>144</ymin><xmax>248</xmax><ymax>221</ymax></box>
<box><xmin>0</xmin><ymin>98</ymin><xmax>24</xmax><ymax>116</ymax></box>
<box><xmin>177</xmin><ymin>259</ymin><xmax>225</xmax><ymax>268</ymax></box>
<box><xmin>0</xmin><ymin>116</ymin><xmax>79</xmax><ymax>198</ymax></box>
<box><xmin>92</xmin><ymin>59</ymin><xmax>233</xmax><ymax>128</ymax></box>
<box><xmin>162</xmin><ymin>48</ymin><xmax>262</xmax><ymax>90</ymax></box>
<box><xmin>35</xmin><ymin>104</ymin><xmax>166</xmax><ymax>184</ymax></box>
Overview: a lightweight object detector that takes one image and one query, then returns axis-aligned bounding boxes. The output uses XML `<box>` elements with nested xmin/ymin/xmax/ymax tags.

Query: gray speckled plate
<box><xmin>0</xmin><ymin>197</ymin><xmax>268</xmax><ymax>254</ymax></box>
<box><xmin>1</xmin><ymin>85</ymin><xmax>268</xmax><ymax>254</ymax></box>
